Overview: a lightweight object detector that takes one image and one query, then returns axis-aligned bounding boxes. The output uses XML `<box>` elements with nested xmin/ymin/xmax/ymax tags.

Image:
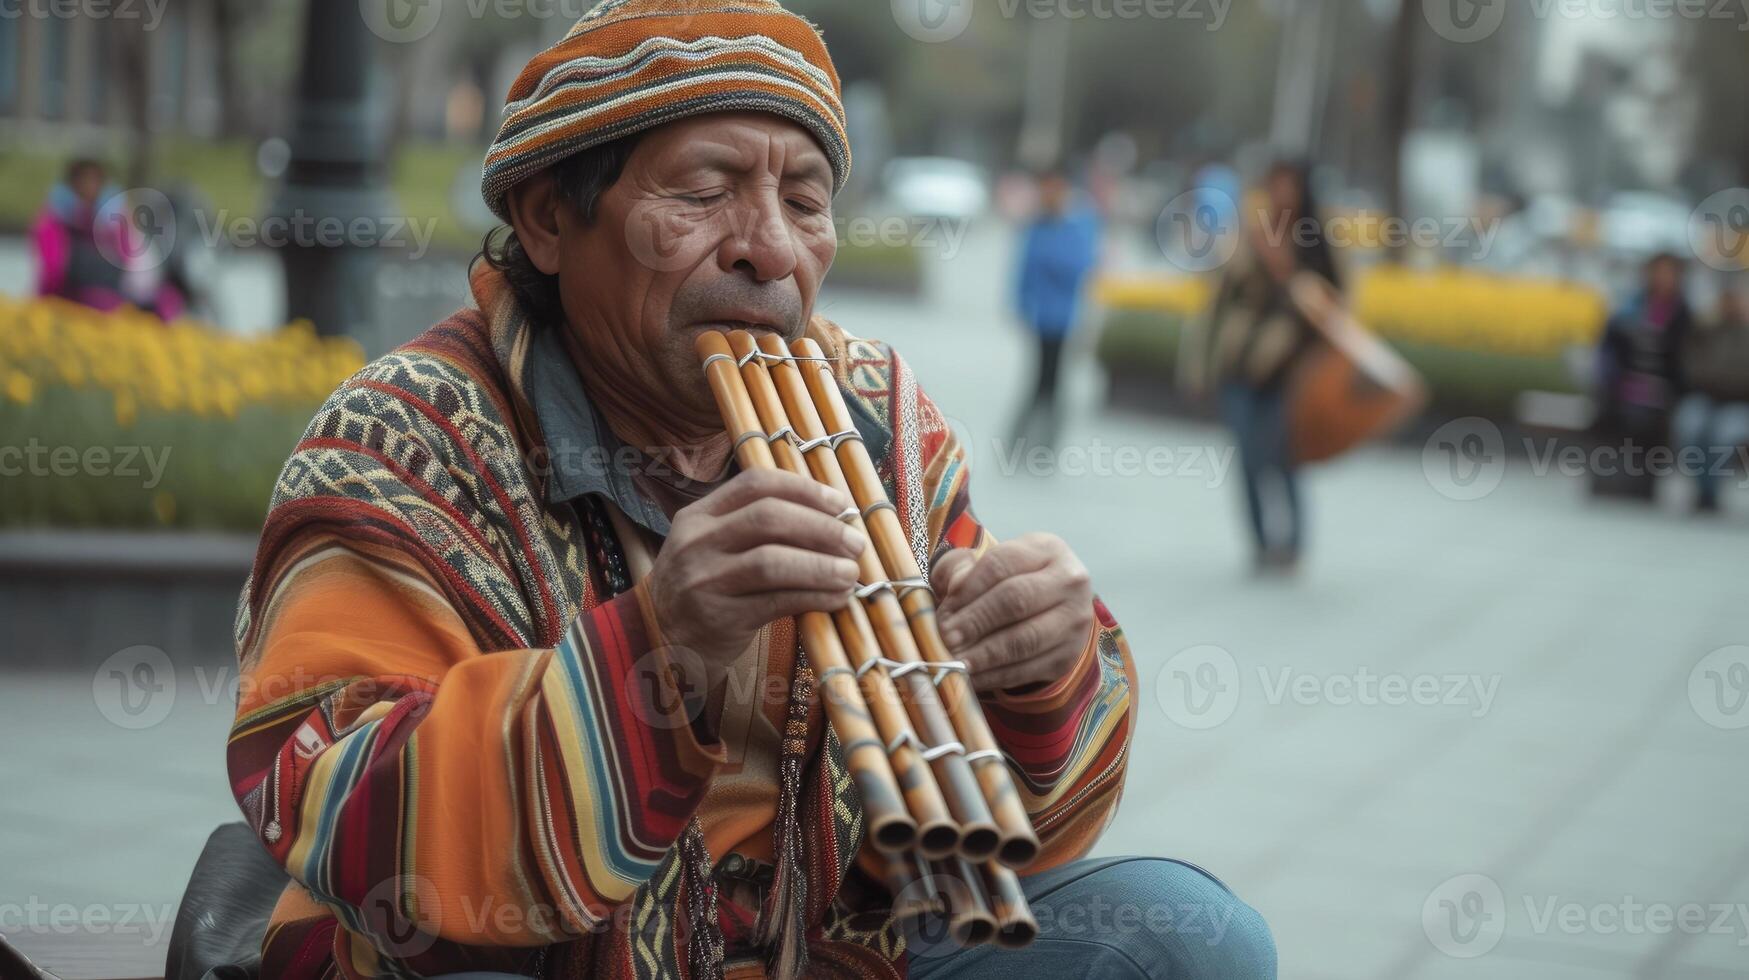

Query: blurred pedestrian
<box><xmin>1180</xmin><ymin>160</ymin><xmax>1341</xmax><ymax>574</ymax></box>
<box><xmin>1590</xmin><ymin>252</ymin><xmax>1694</xmax><ymax>500</ymax></box>
<box><xmin>1673</xmin><ymin>286</ymin><xmax>1749</xmax><ymax>513</ymax></box>
<box><xmin>30</xmin><ymin>159</ymin><xmax>184</xmax><ymax>320</ymax></box>
<box><xmin>1009</xmin><ymin>170</ymin><xmax>1101</xmax><ymax>450</ymax></box>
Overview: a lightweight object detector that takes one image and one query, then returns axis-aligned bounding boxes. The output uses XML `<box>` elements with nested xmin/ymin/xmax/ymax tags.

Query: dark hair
<box><xmin>65</xmin><ymin>158</ymin><xmax>106</xmax><ymax>182</ymax></box>
<box><xmin>1645</xmin><ymin>251</ymin><xmax>1685</xmax><ymax>273</ymax></box>
<box><xmin>1266</xmin><ymin>157</ymin><xmax>1342</xmax><ymax>292</ymax></box>
<box><xmin>474</xmin><ymin>136</ymin><xmax>641</xmax><ymax>327</ymax></box>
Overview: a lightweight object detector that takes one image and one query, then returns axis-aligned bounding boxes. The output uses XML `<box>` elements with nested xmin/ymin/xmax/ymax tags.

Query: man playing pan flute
<box><xmin>226</xmin><ymin>2</ymin><xmax>1274</xmax><ymax>978</ymax></box>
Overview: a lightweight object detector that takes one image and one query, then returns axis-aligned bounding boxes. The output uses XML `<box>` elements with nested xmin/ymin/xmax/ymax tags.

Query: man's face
<box><xmin>550</xmin><ymin>112</ymin><xmax>837</xmax><ymax>421</ymax></box>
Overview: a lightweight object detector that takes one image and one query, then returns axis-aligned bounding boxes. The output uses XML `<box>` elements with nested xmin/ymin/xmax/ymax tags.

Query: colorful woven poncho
<box><xmin>225</xmin><ymin>263</ymin><xmax>1135</xmax><ymax>979</ymax></box>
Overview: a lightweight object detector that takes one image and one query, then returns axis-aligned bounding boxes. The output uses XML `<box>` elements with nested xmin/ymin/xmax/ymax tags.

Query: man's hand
<box><xmin>645</xmin><ymin>469</ymin><xmax>864</xmax><ymax>685</ymax></box>
<box><xmin>931</xmin><ymin>533</ymin><xmax>1094</xmax><ymax>692</ymax></box>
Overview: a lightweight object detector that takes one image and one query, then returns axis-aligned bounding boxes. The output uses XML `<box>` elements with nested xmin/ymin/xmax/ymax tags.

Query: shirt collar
<box><xmin>523</xmin><ymin>324</ymin><xmax>675</xmax><ymax>537</ymax></box>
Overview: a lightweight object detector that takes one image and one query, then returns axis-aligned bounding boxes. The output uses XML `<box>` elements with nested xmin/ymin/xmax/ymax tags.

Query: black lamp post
<box><xmin>271</xmin><ymin>0</ymin><xmax>399</xmax><ymax>339</ymax></box>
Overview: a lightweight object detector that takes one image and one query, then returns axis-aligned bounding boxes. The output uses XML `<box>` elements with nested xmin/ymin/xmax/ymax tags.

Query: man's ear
<box><xmin>505</xmin><ymin>173</ymin><xmax>563</xmax><ymax>275</ymax></box>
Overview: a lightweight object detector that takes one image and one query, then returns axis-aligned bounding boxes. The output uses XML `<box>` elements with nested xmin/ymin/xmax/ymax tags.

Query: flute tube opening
<box><xmin>994</xmin><ymin>919</ymin><xmax>1039</xmax><ymax>949</ymax></box>
<box><xmin>998</xmin><ymin>836</ymin><xmax>1040</xmax><ymax>869</ymax></box>
<box><xmin>870</xmin><ymin>814</ymin><xmax>918</xmax><ymax>852</ymax></box>
<box><xmin>958</xmin><ymin>826</ymin><xmax>1000</xmax><ymax>863</ymax></box>
<box><xmin>917</xmin><ymin>821</ymin><xmax>961</xmax><ymax>860</ymax></box>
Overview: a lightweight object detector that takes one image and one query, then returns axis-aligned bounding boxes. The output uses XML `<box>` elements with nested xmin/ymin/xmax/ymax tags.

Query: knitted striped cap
<box><xmin>481</xmin><ymin>0</ymin><xmax>850</xmax><ymax>222</ymax></box>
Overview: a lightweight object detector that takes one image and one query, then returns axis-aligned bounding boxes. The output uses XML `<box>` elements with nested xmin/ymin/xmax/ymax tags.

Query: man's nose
<box><xmin>718</xmin><ymin>194</ymin><xmax>799</xmax><ymax>283</ymax></box>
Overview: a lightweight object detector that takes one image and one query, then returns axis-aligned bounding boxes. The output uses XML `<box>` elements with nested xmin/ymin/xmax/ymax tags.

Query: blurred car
<box><xmin>880</xmin><ymin>157</ymin><xmax>990</xmax><ymax>220</ymax></box>
<box><xmin>1599</xmin><ymin>191</ymin><xmax>1692</xmax><ymax>257</ymax></box>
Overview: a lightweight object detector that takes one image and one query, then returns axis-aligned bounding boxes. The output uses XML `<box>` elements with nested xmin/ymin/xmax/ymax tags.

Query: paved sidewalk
<box><xmin>3</xmin><ymin>225</ymin><xmax>1745</xmax><ymax>978</ymax></box>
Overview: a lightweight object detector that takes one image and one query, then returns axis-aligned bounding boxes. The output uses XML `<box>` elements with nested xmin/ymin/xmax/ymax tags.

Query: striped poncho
<box><xmin>226</xmin><ymin>264</ymin><xmax>1135</xmax><ymax>979</ymax></box>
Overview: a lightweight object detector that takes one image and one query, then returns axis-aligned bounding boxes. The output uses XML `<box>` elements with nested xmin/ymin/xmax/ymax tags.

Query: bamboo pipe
<box><xmin>788</xmin><ymin>336</ymin><xmax>1041</xmax><ymax>869</ymax></box>
<box><xmin>724</xmin><ymin>331</ymin><xmax>960</xmax><ymax>859</ymax></box>
<box><xmin>981</xmin><ymin>862</ymin><xmax>1040</xmax><ymax>948</ymax></box>
<box><xmin>753</xmin><ymin>332</ymin><xmax>1002</xmax><ymax>864</ymax></box>
<box><xmin>696</xmin><ymin>331</ymin><xmax>916</xmax><ymax>854</ymax></box>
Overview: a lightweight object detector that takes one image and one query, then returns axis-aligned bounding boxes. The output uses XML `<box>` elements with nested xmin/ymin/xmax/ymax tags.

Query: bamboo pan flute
<box><xmin>696</xmin><ymin>329</ymin><xmax>1040</xmax><ymax>949</ymax></box>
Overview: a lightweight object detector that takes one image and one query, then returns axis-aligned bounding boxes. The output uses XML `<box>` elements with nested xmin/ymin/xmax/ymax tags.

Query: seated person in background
<box><xmin>1591</xmin><ymin>252</ymin><xmax>1694</xmax><ymax>497</ymax></box>
<box><xmin>1674</xmin><ymin>286</ymin><xmax>1749</xmax><ymax>513</ymax></box>
<box><xmin>31</xmin><ymin>158</ymin><xmax>184</xmax><ymax>320</ymax></box>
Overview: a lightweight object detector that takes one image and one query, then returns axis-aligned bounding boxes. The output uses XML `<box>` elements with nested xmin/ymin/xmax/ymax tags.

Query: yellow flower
<box><xmin>4</xmin><ymin>370</ymin><xmax>33</xmax><ymax>404</ymax></box>
<box><xmin>114</xmin><ymin>389</ymin><xmax>138</xmax><ymax>427</ymax></box>
<box><xmin>152</xmin><ymin>490</ymin><xmax>177</xmax><ymax>525</ymax></box>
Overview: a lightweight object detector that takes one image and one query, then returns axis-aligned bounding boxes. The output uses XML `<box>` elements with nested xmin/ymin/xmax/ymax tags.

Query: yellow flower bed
<box><xmin>0</xmin><ymin>295</ymin><xmax>365</xmax><ymax>424</ymax></box>
<box><xmin>1094</xmin><ymin>266</ymin><xmax>1608</xmax><ymax>359</ymax></box>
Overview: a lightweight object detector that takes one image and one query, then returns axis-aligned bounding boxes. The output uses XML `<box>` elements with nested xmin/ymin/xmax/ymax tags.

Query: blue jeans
<box><xmin>1218</xmin><ymin>382</ymin><xmax>1300</xmax><ymax>558</ymax></box>
<box><xmin>432</xmin><ymin>860</ymin><xmax>1274</xmax><ymax>980</ymax></box>
<box><xmin>1671</xmin><ymin>393</ymin><xmax>1749</xmax><ymax>506</ymax></box>
<box><xmin>907</xmin><ymin>856</ymin><xmax>1276</xmax><ymax>979</ymax></box>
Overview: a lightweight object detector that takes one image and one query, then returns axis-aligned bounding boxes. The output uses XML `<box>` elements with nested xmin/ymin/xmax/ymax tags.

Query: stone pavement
<box><xmin>3</xmin><ymin>224</ymin><xmax>1747</xmax><ymax>978</ymax></box>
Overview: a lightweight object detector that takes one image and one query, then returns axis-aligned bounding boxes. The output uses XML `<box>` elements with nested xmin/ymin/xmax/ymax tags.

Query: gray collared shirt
<box><xmin>524</xmin><ymin>323</ymin><xmax>680</xmax><ymax>537</ymax></box>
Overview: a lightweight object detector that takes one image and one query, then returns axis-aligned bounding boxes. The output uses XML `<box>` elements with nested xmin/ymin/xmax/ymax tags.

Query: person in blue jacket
<box><xmin>1011</xmin><ymin>170</ymin><xmax>1101</xmax><ymax>449</ymax></box>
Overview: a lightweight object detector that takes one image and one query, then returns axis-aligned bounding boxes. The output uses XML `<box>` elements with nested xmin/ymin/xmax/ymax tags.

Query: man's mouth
<box><xmin>692</xmin><ymin>318</ymin><xmax>794</xmax><ymax>339</ymax></box>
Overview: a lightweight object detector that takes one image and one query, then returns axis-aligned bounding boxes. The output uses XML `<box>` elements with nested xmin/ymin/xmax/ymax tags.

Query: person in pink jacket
<box><xmin>31</xmin><ymin>158</ymin><xmax>184</xmax><ymax>320</ymax></box>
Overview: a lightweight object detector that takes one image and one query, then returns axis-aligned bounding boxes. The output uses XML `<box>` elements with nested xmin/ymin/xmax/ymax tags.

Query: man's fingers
<box><xmin>722</xmin><ymin>544</ymin><xmax>860</xmax><ymax>595</ymax></box>
<box><xmin>929</xmin><ymin>549</ymin><xmax>976</xmax><ymax>601</ymax></box>
<box><xmin>969</xmin><ymin>655</ymin><xmax>1075</xmax><ymax>694</ymax></box>
<box><xmin>957</xmin><ymin>607</ymin><xmax>1079</xmax><ymax>690</ymax></box>
<box><xmin>703</xmin><ymin>497</ymin><xmax>863</xmax><ymax>559</ymax></box>
<box><xmin>697</xmin><ymin>467</ymin><xmax>852</xmax><ymax>519</ymax></box>
<box><xmin>933</xmin><ymin>535</ymin><xmax>1058</xmax><ymax>618</ymax></box>
<box><xmin>742</xmin><ymin>589</ymin><xmax>856</xmax><ymax>626</ymax></box>
<box><xmin>937</xmin><ymin>572</ymin><xmax>1058</xmax><ymax>649</ymax></box>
